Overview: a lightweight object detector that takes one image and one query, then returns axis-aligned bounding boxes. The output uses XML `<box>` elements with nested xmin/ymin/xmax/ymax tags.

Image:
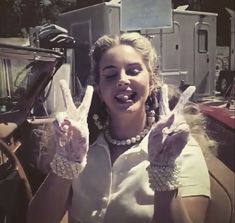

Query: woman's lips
<box><xmin>114</xmin><ymin>91</ymin><xmax>137</xmax><ymax>103</ymax></box>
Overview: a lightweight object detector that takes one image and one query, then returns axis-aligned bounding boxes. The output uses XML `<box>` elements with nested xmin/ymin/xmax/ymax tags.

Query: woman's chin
<box><xmin>113</xmin><ymin>101</ymin><xmax>141</xmax><ymax>113</ymax></box>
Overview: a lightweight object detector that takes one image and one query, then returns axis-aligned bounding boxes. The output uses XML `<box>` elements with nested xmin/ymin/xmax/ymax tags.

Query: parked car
<box><xmin>0</xmin><ymin>42</ymin><xmax>64</xmax><ymax>223</ymax></box>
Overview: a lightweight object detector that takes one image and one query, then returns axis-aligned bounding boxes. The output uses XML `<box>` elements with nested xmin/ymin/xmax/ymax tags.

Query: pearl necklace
<box><xmin>104</xmin><ymin>124</ymin><xmax>152</xmax><ymax>146</ymax></box>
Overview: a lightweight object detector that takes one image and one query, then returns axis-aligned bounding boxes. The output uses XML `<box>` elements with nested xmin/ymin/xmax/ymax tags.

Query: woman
<box><xmin>27</xmin><ymin>32</ymin><xmax>212</xmax><ymax>223</ymax></box>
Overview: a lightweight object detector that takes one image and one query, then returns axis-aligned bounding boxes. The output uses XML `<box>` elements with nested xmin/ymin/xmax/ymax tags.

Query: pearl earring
<box><xmin>145</xmin><ymin>104</ymin><xmax>156</xmax><ymax>125</ymax></box>
<box><xmin>92</xmin><ymin>114</ymin><xmax>104</xmax><ymax>130</ymax></box>
<box><xmin>147</xmin><ymin>110</ymin><xmax>156</xmax><ymax>124</ymax></box>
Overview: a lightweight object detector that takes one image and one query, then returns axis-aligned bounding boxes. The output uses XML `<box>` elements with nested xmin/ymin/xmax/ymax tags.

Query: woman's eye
<box><xmin>127</xmin><ymin>67</ymin><xmax>142</xmax><ymax>76</ymax></box>
<box><xmin>104</xmin><ymin>73</ymin><xmax>117</xmax><ymax>79</ymax></box>
<box><xmin>106</xmin><ymin>74</ymin><xmax>115</xmax><ymax>79</ymax></box>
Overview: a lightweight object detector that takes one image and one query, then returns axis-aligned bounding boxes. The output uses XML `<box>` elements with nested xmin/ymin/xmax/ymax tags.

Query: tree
<box><xmin>0</xmin><ymin>0</ymin><xmax>76</xmax><ymax>37</ymax></box>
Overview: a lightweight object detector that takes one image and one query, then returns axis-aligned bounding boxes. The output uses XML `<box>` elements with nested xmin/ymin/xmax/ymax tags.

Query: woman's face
<box><xmin>97</xmin><ymin>44</ymin><xmax>150</xmax><ymax>116</ymax></box>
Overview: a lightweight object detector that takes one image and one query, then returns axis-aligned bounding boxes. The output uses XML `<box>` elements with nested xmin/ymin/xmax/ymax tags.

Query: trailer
<box><xmin>149</xmin><ymin>10</ymin><xmax>217</xmax><ymax>97</ymax></box>
<box><xmin>57</xmin><ymin>2</ymin><xmax>217</xmax><ymax>102</ymax></box>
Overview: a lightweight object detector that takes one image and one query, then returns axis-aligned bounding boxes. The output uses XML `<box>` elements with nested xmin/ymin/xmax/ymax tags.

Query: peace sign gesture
<box><xmin>55</xmin><ymin>80</ymin><xmax>94</xmax><ymax>163</ymax></box>
<box><xmin>148</xmin><ymin>85</ymin><xmax>196</xmax><ymax>166</ymax></box>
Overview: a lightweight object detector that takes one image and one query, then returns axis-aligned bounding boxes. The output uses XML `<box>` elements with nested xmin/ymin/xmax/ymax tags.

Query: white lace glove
<box><xmin>147</xmin><ymin>85</ymin><xmax>196</xmax><ymax>191</ymax></box>
<box><xmin>50</xmin><ymin>80</ymin><xmax>93</xmax><ymax>180</ymax></box>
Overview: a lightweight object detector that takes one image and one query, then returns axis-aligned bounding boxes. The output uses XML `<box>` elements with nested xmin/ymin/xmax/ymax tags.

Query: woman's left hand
<box><xmin>148</xmin><ymin>85</ymin><xmax>196</xmax><ymax>166</ymax></box>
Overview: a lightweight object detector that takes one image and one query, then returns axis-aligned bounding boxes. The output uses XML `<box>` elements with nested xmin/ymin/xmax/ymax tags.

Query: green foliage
<box><xmin>0</xmin><ymin>0</ymin><xmax>76</xmax><ymax>37</ymax></box>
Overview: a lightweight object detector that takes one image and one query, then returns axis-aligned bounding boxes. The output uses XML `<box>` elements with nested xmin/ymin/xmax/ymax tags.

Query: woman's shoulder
<box><xmin>180</xmin><ymin>134</ymin><xmax>204</xmax><ymax>158</ymax></box>
<box><xmin>179</xmin><ymin>134</ymin><xmax>209</xmax><ymax>176</ymax></box>
<box><xmin>179</xmin><ymin>135</ymin><xmax>211</xmax><ymax>197</ymax></box>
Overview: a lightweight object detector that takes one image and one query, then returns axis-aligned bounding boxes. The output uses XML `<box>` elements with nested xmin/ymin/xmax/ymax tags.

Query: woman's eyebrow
<box><xmin>102</xmin><ymin>65</ymin><xmax>116</xmax><ymax>71</ymax></box>
<box><xmin>127</xmin><ymin>62</ymin><xmax>141</xmax><ymax>67</ymax></box>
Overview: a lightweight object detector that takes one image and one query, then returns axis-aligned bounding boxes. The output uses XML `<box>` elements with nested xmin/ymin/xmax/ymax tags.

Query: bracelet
<box><xmin>50</xmin><ymin>153</ymin><xmax>86</xmax><ymax>180</ymax></box>
<box><xmin>146</xmin><ymin>164</ymin><xmax>180</xmax><ymax>191</ymax></box>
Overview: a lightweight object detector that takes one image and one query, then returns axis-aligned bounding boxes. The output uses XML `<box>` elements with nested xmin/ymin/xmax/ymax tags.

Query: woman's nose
<box><xmin>117</xmin><ymin>71</ymin><xmax>130</xmax><ymax>86</ymax></box>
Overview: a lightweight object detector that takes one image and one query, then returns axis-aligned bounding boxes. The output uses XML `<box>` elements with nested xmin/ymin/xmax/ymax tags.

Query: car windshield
<box><xmin>0</xmin><ymin>44</ymin><xmax>63</xmax><ymax>114</ymax></box>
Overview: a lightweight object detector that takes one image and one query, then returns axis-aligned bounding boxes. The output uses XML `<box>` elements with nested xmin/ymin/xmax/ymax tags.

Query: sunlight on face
<box><xmin>97</xmin><ymin>45</ymin><xmax>150</xmax><ymax>116</ymax></box>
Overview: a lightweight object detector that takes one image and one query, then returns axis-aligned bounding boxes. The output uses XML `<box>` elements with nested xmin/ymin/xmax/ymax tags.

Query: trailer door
<box><xmin>150</xmin><ymin>22</ymin><xmax>182</xmax><ymax>86</ymax></box>
<box><xmin>162</xmin><ymin>22</ymin><xmax>180</xmax><ymax>72</ymax></box>
<box><xmin>194</xmin><ymin>23</ymin><xmax>211</xmax><ymax>95</ymax></box>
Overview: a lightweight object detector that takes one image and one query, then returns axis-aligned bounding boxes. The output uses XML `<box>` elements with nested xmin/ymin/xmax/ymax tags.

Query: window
<box><xmin>198</xmin><ymin>29</ymin><xmax>208</xmax><ymax>53</ymax></box>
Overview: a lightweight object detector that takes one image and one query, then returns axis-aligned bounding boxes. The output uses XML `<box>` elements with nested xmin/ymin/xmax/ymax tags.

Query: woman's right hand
<box><xmin>55</xmin><ymin>79</ymin><xmax>93</xmax><ymax>163</ymax></box>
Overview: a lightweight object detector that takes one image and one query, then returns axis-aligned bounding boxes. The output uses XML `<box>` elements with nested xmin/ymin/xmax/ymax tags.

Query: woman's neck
<box><xmin>109</xmin><ymin>110</ymin><xmax>146</xmax><ymax>140</ymax></box>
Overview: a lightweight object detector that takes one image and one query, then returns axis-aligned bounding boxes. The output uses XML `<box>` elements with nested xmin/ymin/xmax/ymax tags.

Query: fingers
<box><xmin>59</xmin><ymin>79</ymin><xmax>77</xmax><ymax>116</ymax></box>
<box><xmin>76</xmin><ymin>85</ymin><xmax>94</xmax><ymax>120</ymax></box>
<box><xmin>151</xmin><ymin>114</ymin><xmax>175</xmax><ymax>134</ymax></box>
<box><xmin>159</xmin><ymin>84</ymin><xmax>171</xmax><ymax>116</ymax></box>
<box><xmin>162</xmin><ymin>130</ymin><xmax>189</xmax><ymax>158</ymax></box>
<box><xmin>173</xmin><ymin>86</ymin><xmax>196</xmax><ymax>114</ymax></box>
<box><xmin>59</xmin><ymin>81</ymin><xmax>93</xmax><ymax>123</ymax></box>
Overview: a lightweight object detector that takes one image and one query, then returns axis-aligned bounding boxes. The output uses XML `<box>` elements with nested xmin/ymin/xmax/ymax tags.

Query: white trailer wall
<box><xmin>148</xmin><ymin>10</ymin><xmax>217</xmax><ymax>96</ymax></box>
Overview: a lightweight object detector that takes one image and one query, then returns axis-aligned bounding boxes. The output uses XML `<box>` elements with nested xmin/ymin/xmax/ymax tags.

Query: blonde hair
<box><xmin>183</xmin><ymin>102</ymin><xmax>217</xmax><ymax>154</ymax></box>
